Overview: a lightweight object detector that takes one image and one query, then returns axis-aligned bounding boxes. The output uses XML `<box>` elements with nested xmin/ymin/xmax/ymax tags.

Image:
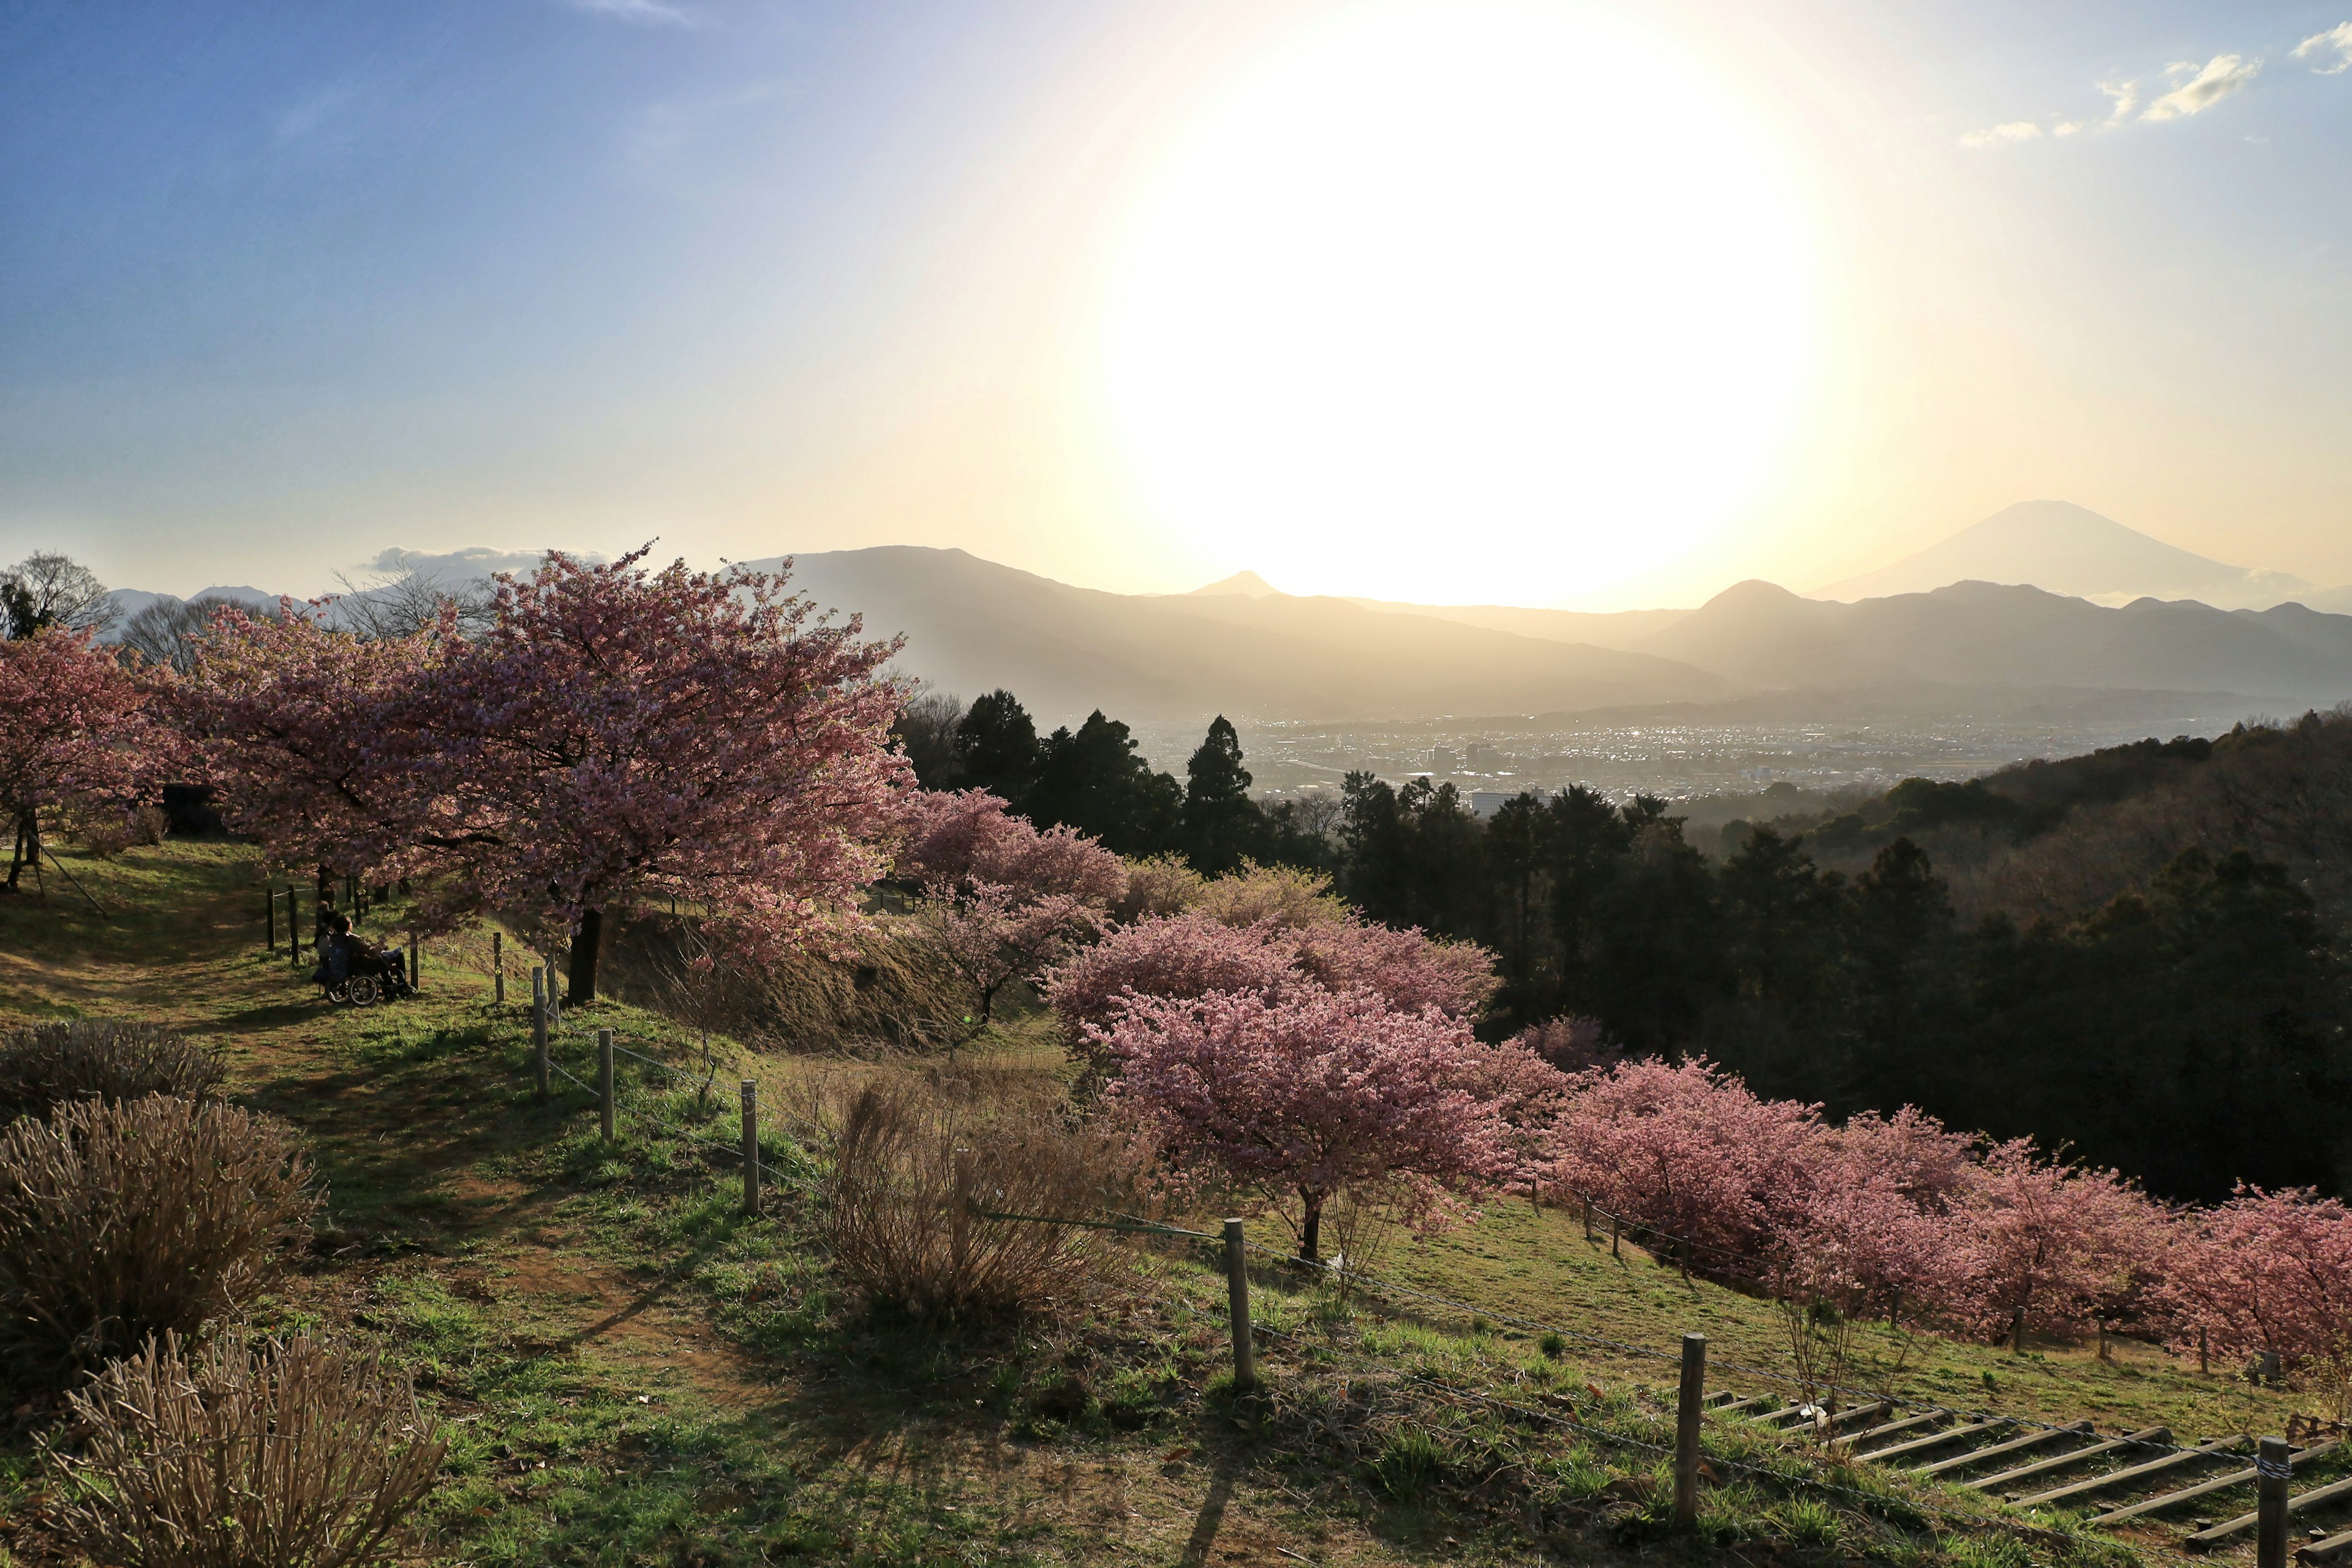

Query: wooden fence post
<box><xmin>494</xmin><ymin>930</ymin><xmax>505</xmax><ymax>1003</ymax></box>
<box><xmin>408</xmin><ymin>935</ymin><xmax>420</xmax><ymax>990</ymax></box>
<box><xmin>598</xmin><ymin>1028</ymin><xmax>615</xmax><ymax>1142</ymax></box>
<box><xmin>1223</xmin><ymin>1219</ymin><xmax>1256</xmax><ymax>1393</ymax></box>
<box><xmin>2200</xmin><ymin>1325</ymin><xmax>2210</xmax><ymax>1375</ymax></box>
<box><xmin>1676</xmin><ymin>1333</ymin><xmax>1707</xmax><ymax>1528</ymax></box>
<box><xmin>265</xmin><ymin>888</ymin><xmax>276</xmax><ymax>954</ymax></box>
<box><xmin>287</xmin><ymin>889</ymin><xmax>301</xmax><ymax>964</ymax></box>
<box><xmin>1583</xmin><ymin>1195</ymin><xmax>1593</xmax><ymax>1242</ymax></box>
<box><xmin>740</xmin><ymin>1080</ymin><xmax>760</xmax><ymax>1216</ymax></box>
<box><xmin>1611</xmin><ymin>1212</ymin><xmax>1621</xmax><ymax>1259</ymax></box>
<box><xmin>532</xmin><ymin>969</ymin><xmax>549</xmax><ymax>1101</ymax></box>
<box><xmin>2256</xmin><ymin>1435</ymin><xmax>2290</xmax><ymax>1568</ymax></box>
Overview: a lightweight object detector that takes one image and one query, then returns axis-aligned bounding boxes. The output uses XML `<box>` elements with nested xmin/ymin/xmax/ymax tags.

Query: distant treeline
<box><xmin>903</xmin><ymin>690</ymin><xmax>2352</xmax><ymax>1204</ymax></box>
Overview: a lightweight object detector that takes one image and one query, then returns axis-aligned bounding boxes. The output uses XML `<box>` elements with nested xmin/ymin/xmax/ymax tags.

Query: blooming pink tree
<box><xmin>897</xmin><ymin>788</ymin><xmax>1125</xmax><ymax>905</ymax></box>
<box><xmin>1098</xmin><ymin>987</ymin><xmax>1512</xmax><ymax>1261</ymax></box>
<box><xmin>188</xmin><ymin>551</ymin><xmax>910</xmax><ymax>1000</ymax></box>
<box><xmin>1044</xmin><ymin>910</ymin><xmax>1495</xmax><ymax>1061</ymax></box>
<box><xmin>2157</xmin><ymin>1186</ymin><xmax>2352</xmax><ymax>1369</ymax></box>
<box><xmin>1545</xmin><ymin>1057</ymin><xmax>1826</xmax><ymax>1266</ymax></box>
<box><xmin>1936</xmin><ymin>1140</ymin><xmax>2163</xmax><ymax>1351</ymax></box>
<box><xmin>0</xmin><ymin>629</ymin><xmax>173</xmax><ymax>891</ymax></box>
<box><xmin>1458</xmin><ymin>1038</ymin><xmax>1577</xmax><ymax>1195</ymax></box>
<box><xmin>175</xmin><ymin>602</ymin><xmax>442</xmax><ymax>891</ymax></box>
<box><xmin>405</xmin><ymin>550</ymin><xmax>909</xmax><ymax>1000</ymax></box>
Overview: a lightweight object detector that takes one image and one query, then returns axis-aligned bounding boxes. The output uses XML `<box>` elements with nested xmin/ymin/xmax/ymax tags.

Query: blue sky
<box><xmin>4</xmin><ymin>0</ymin><xmax>2349</xmax><ymax>605</ymax></box>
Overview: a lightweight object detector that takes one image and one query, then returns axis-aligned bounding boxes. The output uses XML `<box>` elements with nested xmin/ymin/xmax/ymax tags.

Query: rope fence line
<box><xmin>1232</xmin><ymin>1235</ymin><xmax>2242</xmax><ymax>1469</ymax></box>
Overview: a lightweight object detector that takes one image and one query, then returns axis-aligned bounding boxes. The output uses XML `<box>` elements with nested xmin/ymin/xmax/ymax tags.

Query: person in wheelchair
<box><xmin>316</xmin><ymin>914</ymin><xmax>406</xmax><ymax>1001</ymax></box>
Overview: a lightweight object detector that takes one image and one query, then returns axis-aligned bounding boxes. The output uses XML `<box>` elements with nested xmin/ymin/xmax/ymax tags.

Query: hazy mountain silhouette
<box><xmin>1814</xmin><ymin>500</ymin><xmax>2339</xmax><ymax>609</ymax></box>
<box><xmin>1637</xmin><ymin>579</ymin><xmax>2352</xmax><ymax>701</ymax></box>
<box><xmin>1188</xmin><ymin>570</ymin><xmax>1282</xmax><ymax>598</ymax></box>
<box><xmin>747</xmin><ymin>546</ymin><xmax>1731</xmax><ymax>724</ymax></box>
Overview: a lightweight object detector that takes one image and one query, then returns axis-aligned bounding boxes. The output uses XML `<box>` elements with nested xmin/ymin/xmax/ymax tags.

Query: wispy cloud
<box><xmin>2294</xmin><ymin>22</ymin><xmax>2352</xmax><ymax>74</ymax></box>
<box><xmin>2098</xmin><ymin>79</ymin><xmax>2139</xmax><ymax>124</ymax></box>
<box><xmin>276</xmin><ymin>85</ymin><xmax>358</xmax><ymax>142</ymax></box>
<box><xmin>561</xmin><ymin>0</ymin><xmax>697</xmax><ymax>27</ymax></box>
<box><xmin>2143</xmin><ymin>54</ymin><xmax>2261</xmax><ymax>120</ymax></box>
<box><xmin>1960</xmin><ymin>121</ymin><xmax>2043</xmax><ymax>149</ymax></box>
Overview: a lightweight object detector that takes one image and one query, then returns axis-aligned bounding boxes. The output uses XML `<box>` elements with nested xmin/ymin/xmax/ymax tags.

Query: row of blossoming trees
<box><xmin>895</xmin><ymin>784</ymin><xmax>2352</xmax><ymax>1389</ymax></box>
<box><xmin>4</xmin><ymin>549</ymin><xmax>2347</xmax><ymax>1389</ymax></box>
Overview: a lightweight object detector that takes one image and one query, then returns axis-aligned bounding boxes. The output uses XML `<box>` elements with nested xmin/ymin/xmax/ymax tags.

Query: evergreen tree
<box><xmin>1182</xmin><ymin>715</ymin><xmax>1260</xmax><ymax>874</ymax></box>
<box><xmin>1028</xmin><ymin>710</ymin><xmax>1183</xmax><ymax>856</ymax></box>
<box><xmin>952</xmin><ymin>688</ymin><xmax>1041</xmax><ymax>807</ymax></box>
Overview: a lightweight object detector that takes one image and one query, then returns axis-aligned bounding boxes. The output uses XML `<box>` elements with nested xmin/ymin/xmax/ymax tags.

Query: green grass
<box><xmin>0</xmin><ymin>840</ymin><xmax>2306</xmax><ymax>1566</ymax></box>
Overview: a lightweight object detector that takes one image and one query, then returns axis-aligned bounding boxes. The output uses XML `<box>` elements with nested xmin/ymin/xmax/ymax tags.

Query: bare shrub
<box><xmin>0</xmin><ymin>1096</ymin><xmax>320</xmax><ymax>1387</ymax></box>
<box><xmin>132</xmin><ymin>802</ymin><xmax>171</xmax><ymax>846</ymax></box>
<box><xmin>0</xmin><ymin>1017</ymin><xmax>228</xmax><ymax>1125</ymax></box>
<box><xmin>819</xmin><ymin>1077</ymin><xmax>1150</xmax><ymax>1317</ymax></box>
<box><xmin>63</xmin><ymin>809</ymin><xmax>134</xmax><ymax>859</ymax></box>
<box><xmin>55</xmin><ymin>1331</ymin><xmax>447</xmax><ymax>1568</ymax></box>
<box><xmin>601</xmin><ymin>909</ymin><xmax>970</xmax><ymax>1053</ymax></box>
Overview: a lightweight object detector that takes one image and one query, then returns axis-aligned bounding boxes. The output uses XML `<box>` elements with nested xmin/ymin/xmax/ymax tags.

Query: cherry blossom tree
<box><xmin>918</xmin><ymin>884</ymin><xmax>1102</xmax><ymax>1041</ymax></box>
<box><xmin>897</xmin><ymin>788</ymin><xmax>1125</xmax><ymax>905</ymax></box>
<box><xmin>1936</xmin><ymin>1140</ymin><xmax>2162</xmax><ymax>1351</ymax></box>
<box><xmin>403</xmin><ymin>550</ymin><xmax>909</xmax><ymax>1000</ymax></box>
<box><xmin>1044</xmin><ymin>909</ymin><xmax>1495</xmax><ymax>1061</ymax></box>
<box><xmin>0</xmin><ymin>628</ymin><xmax>172</xmax><ymax>891</ymax></box>
<box><xmin>1098</xmin><ymin>987</ymin><xmax>1512</xmax><ymax>1261</ymax></box>
<box><xmin>2158</xmin><ymin>1186</ymin><xmax>2352</xmax><ymax>1370</ymax></box>
<box><xmin>175</xmin><ymin>601</ymin><xmax>442</xmax><ymax>894</ymax></box>
<box><xmin>1545</xmin><ymin>1057</ymin><xmax>1826</xmax><ymax>1266</ymax></box>
<box><xmin>1459</xmin><ymin>1038</ymin><xmax>1577</xmax><ymax>1195</ymax></box>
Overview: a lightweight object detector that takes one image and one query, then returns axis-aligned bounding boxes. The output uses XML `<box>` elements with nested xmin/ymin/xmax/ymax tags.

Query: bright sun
<box><xmin>1102</xmin><ymin>2</ymin><xmax>1812</xmax><ymax>605</ymax></box>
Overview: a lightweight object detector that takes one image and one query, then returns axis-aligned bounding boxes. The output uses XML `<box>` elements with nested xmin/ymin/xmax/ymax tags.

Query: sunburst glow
<box><xmin>1103</xmin><ymin>2</ymin><xmax>1814</xmax><ymax>604</ymax></box>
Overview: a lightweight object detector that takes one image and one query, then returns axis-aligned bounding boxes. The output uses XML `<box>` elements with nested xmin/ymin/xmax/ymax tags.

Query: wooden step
<box><xmin>1825</xmin><ymin>1401</ymin><xmax>1894</xmax><ymax>1433</ymax></box>
<box><xmin>1874</xmin><ymin>1416</ymin><xmax>2011</xmax><ymax>1465</ymax></box>
<box><xmin>2016</xmin><ymin>1437</ymin><xmax>2242</xmax><ymax>1508</ymax></box>
<box><xmin>1712</xmin><ymin>1394</ymin><xmax>1772</xmax><ymax>1417</ymax></box>
<box><xmin>1917</xmin><ymin>1422</ymin><xmax>2094</xmax><ymax>1479</ymax></box>
<box><xmin>1968</xmin><ymin>1427</ymin><xmax>2170</xmax><ymax>1493</ymax></box>
<box><xmin>2096</xmin><ymin>1442</ymin><xmax>2342</xmax><ymax>1526</ymax></box>
<box><xmin>2185</xmin><ymin>1471</ymin><xmax>2352</xmax><ymax>1551</ymax></box>
<box><xmin>2299</xmin><ymin>1526</ymin><xmax>2352</xmax><ymax>1562</ymax></box>
<box><xmin>1844</xmin><ymin>1409</ymin><xmax>1950</xmax><ymax>1452</ymax></box>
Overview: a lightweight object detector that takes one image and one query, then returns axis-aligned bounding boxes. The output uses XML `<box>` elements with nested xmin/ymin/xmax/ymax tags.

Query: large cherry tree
<box><xmin>409</xmin><ymin>550</ymin><xmax>910</xmax><ymax>1000</ymax></box>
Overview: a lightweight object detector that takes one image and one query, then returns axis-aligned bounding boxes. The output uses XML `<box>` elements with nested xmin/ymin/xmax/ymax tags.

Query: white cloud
<box><xmin>2293</xmin><ymin>21</ymin><xmax>2352</xmax><ymax>74</ymax></box>
<box><xmin>1960</xmin><ymin>120</ymin><xmax>2044</xmax><ymax>148</ymax></box>
<box><xmin>2098</xmin><ymin>79</ymin><xmax>2139</xmax><ymax>124</ymax></box>
<box><xmin>364</xmin><ymin>546</ymin><xmax>600</xmax><ymax>580</ymax></box>
<box><xmin>2143</xmin><ymin>53</ymin><xmax>2261</xmax><ymax>120</ymax></box>
<box><xmin>561</xmin><ymin>0</ymin><xmax>696</xmax><ymax>26</ymax></box>
<box><xmin>2052</xmin><ymin>119</ymin><xmax>2086</xmax><ymax>136</ymax></box>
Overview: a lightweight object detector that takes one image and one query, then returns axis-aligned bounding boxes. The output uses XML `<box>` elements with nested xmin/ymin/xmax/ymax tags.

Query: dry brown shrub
<box><xmin>601</xmin><ymin>909</ymin><xmax>970</xmax><ymax>1053</ymax></box>
<box><xmin>818</xmin><ymin>1075</ymin><xmax>1154</xmax><ymax>1318</ymax></box>
<box><xmin>54</xmin><ymin>1331</ymin><xmax>447</xmax><ymax>1568</ymax></box>
<box><xmin>132</xmin><ymin>802</ymin><xmax>171</xmax><ymax>846</ymax></box>
<box><xmin>0</xmin><ymin>1018</ymin><xmax>228</xmax><ymax>1125</ymax></box>
<box><xmin>0</xmin><ymin>1096</ymin><xmax>320</xmax><ymax>1387</ymax></box>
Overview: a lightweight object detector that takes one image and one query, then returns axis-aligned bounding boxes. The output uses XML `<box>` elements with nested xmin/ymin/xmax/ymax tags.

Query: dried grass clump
<box><xmin>603</xmin><ymin>910</ymin><xmax>971</xmax><ymax>1053</ymax></box>
<box><xmin>820</xmin><ymin>1077</ymin><xmax>1148</xmax><ymax>1317</ymax></box>
<box><xmin>0</xmin><ymin>1018</ymin><xmax>228</xmax><ymax>1125</ymax></box>
<box><xmin>55</xmin><ymin>1332</ymin><xmax>447</xmax><ymax>1568</ymax></box>
<box><xmin>0</xmin><ymin>1096</ymin><xmax>319</xmax><ymax>1387</ymax></box>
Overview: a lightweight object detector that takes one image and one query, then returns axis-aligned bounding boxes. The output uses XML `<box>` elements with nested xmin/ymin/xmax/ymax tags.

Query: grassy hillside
<box><xmin>0</xmin><ymin>842</ymin><xmax>2320</xmax><ymax>1567</ymax></box>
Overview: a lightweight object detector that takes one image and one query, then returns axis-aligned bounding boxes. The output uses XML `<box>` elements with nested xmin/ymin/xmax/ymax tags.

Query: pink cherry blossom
<box><xmin>0</xmin><ymin>628</ymin><xmax>175</xmax><ymax>890</ymax></box>
<box><xmin>1097</xmin><ymin>986</ymin><xmax>1513</xmax><ymax>1260</ymax></box>
<box><xmin>2156</xmin><ymin>1186</ymin><xmax>2352</xmax><ymax>1368</ymax></box>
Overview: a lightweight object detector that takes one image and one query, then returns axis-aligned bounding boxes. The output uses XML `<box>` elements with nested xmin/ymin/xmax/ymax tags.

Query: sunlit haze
<box><xmin>4</xmin><ymin>1</ymin><xmax>2350</xmax><ymax>606</ymax></box>
<box><xmin>1103</xmin><ymin>5</ymin><xmax>1811</xmax><ymax>603</ymax></box>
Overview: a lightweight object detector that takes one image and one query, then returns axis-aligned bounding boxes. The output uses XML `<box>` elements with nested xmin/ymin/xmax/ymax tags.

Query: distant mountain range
<box><xmin>97</xmin><ymin>502</ymin><xmax>2352</xmax><ymax>725</ymax></box>
<box><xmin>1811</xmin><ymin>500</ymin><xmax>2352</xmax><ymax>612</ymax></box>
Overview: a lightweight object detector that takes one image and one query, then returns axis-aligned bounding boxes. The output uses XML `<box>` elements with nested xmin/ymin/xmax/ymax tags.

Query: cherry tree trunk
<box><xmin>6</xmin><ymin>808</ymin><xmax>37</xmax><ymax>891</ymax></box>
<box><xmin>568</xmin><ymin>907</ymin><xmax>604</xmax><ymax>1005</ymax></box>
<box><xmin>1299</xmin><ymin>1190</ymin><xmax>1325</xmax><ymax>1263</ymax></box>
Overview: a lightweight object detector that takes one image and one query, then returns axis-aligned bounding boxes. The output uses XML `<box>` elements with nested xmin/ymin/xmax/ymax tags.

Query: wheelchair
<box><xmin>316</xmin><ymin>946</ymin><xmax>414</xmax><ymax>1007</ymax></box>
